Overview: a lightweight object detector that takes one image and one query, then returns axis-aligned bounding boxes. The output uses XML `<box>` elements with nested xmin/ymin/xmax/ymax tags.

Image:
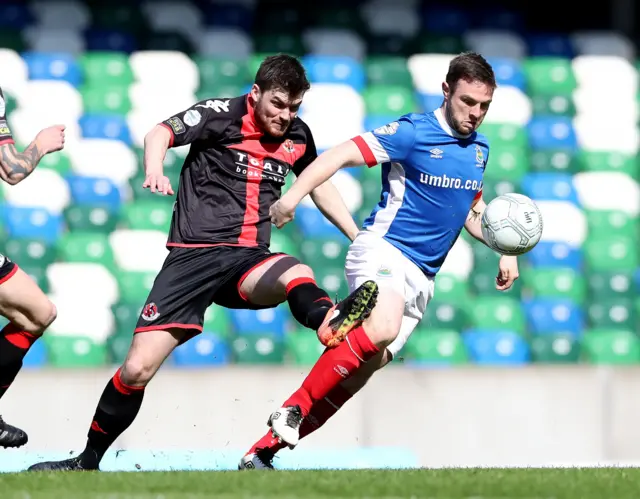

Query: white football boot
<box><xmin>268</xmin><ymin>405</ymin><xmax>303</xmax><ymax>449</ymax></box>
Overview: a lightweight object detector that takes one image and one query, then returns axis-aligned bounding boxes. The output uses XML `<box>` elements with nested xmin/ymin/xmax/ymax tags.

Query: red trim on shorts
<box><xmin>236</xmin><ymin>254</ymin><xmax>287</xmax><ymax>302</ymax></box>
<box><xmin>113</xmin><ymin>367</ymin><xmax>145</xmax><ymax>395</ymax></box>
<box><xmin>285</xmin><ymin>277</ymin><xmax>316</xmax><ymax>295</ymax></box>
<box><xmin>166</xmin><ymin>242</ymin><xmax>256</xmax><ymax>248</ymax></box>
<box><xmin>158</xmin><ymin>123</ymin><xmax>175</xmax><ymax>147</ymax></box>
<box><xmin>351</xmin><ymin>136</ymin><xmax>378</xmax><ymax>167</ymax></box>
<box><xmin>0</xmin><ymin>264</ymin><xmax>18</xmax><ymax>285</ymax></box>
<box><xmin>133</xmin><ymin>323</ymin><xmax>203</xmax><ymax>334</ymax></box>
<box><xmin>0</xmin><ymin>138</ymin><xmax>15</xmax><ymax>146</ymax></box>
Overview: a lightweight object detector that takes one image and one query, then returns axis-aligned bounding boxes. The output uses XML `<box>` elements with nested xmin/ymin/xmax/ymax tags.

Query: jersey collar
<box><xmin>244</xmin><ymin>94</ymin><xmax>263</xmax><ymax>136</ymax></box>
<box><xmin>434</xmin><ymin>107</ymin><xmax>472</xmax><ymax>140</ymax></box>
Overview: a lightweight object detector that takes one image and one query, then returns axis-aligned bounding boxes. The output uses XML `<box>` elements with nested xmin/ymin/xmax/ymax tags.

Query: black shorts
<box><xmin>134</xmin><ymin>245</ymin><xmax>288</xmax><ymax>339</ymax></box>
<box><xmin>0</xmin><ymin>253</ymin><xmax>17</xmax><ymax>285</ymax></box>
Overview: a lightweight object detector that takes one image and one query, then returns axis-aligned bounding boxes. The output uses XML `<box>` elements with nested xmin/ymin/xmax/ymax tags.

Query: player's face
<box><xmin>443</xmin><ymin>78</ymin><xmax>493</xmax><ymax>135</ymax></box>
<box><xmin>251</xmin><ymin>85</ymin><xmax>303</xmax><ymax>137</ymax></box>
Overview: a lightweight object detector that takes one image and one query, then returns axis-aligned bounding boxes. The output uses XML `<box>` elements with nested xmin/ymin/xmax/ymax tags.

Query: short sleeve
<box><xmin>292</xmin><ymin>123</ymin><xmax>318</xmax><ymax>176</ymax></box>
<box><xmin>160</xmin><ymin>98</ymin><xmax>232</xmax><ymax>148</ymax></box>
<box><xmin>351</xmin><ymin>117</ymin><xmax>416</xmax><ymax>167</ymax></box>
<box><xmin>0</xmin><ymin>87</ymin><xmax>14</xmax><ymax>146</ymax></box>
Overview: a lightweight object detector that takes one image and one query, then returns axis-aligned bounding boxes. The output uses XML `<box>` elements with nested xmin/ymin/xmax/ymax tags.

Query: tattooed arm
<box><xmin>0</xmin><ymin>126</ymin><xmax>65</xmax><ymax>186</ymax></box>
<box><xmin>464</xmin><ymin>195</ymin><xmax>486</xmax><ymax>243</ymax></box>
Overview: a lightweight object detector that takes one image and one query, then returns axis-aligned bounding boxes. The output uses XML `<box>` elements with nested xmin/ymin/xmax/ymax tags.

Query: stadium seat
<box><xmin>47</xmin><ymin>261</ymin><xmax>118</xmax><ymax>305</ymax></box>
<box><xmin>304</xmin><ymin>29</ymin><xmax>366</xmax><ymax>61</ymax></box>
<box><xmin>285</xmin><ymin>330</ymin><xmax>325</xmax><ymax>365</ymax></box>
<box><xmin>581</xmin><ymin>329</ymin><xmax>640</xmax><ymax>364</ymax></box>
<box><xmin>3</xmin><ymin>206</ymin><xmax>63</xmax><ymax>243</ymax></box>
<box><xmin>31</xmin><ymin>1</ymin><xmax>91</xmax><ymax>31</ymax></box>
<box><xmin>0</xmin><ymin>49</ymin><xmax>28</xmax><ymax>94</ymax></box>
<box><xmin>463</xmin><ymin>330</ymin><xmax>530</xmax><ymax>365</ymax></box>
<box><xmin>173</xmin><ymin>334</ymin><xmax>230</xmax><ymax>366</ymax></box>
<box><xmin>231</xmin><ymin>308</ymin><xmax>287</xmax><ymax>337</ymax></box>
<box><xmin>116</xmin><ymin>271</ymin><xmax>155</xmax><ymax>304</ymax></box>
<box><xmin>1</xmin><ymin>168</ymin><xmax>70</xmax><ymax>214</ymax></box>
<box><xmin>45</xmin><ymin>336</ymin><xmax>108</xmax><ymax>367</ymax></box>
<box><xmin>197</xmin><ymin>28</ymin><xmax>253</xmax><ymax>59</ymax></box>
<box><xmin>530</xmin><ymin>334</ymin><xmax>580</xmax><ymax>363</ymax></box>
<box><xmin>232</xmin><ymin>334</ymin><xmax>285</xmax><ymax>364</ymax></box>
<box><xmin>464</xmin><ymin>30</ymin><xmax>527</xmax><ymax>59</ymax></box>
<box><xmin>523</xmin><ymin>299</ymin><xmax>584</xmax><ymax>336</ymax></box>
<box><xmin>109</xmin><ymin>229</ymin><xmax>168</xmax><ymax>272</ymax></box>
<box><xmin>403</xmin><ymin>328</ymin><xmax>468</xmax><ymax>366</ymax></box>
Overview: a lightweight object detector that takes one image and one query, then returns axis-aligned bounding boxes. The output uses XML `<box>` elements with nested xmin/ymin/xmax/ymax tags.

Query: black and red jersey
<box><xmin>159</xmin><ymin>94</ymin><xmax>317</xmax><ymax>249</ymax></box>
<box><xmin>0</xmin><ymin>87</ymin><xmax>14</xmax><ymax>146</ymax></box>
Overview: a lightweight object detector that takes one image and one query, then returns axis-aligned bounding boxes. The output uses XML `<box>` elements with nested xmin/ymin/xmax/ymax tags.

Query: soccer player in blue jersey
<box><xmin>239</xmin><ymin>52</ymin><xmax>520</xmax><ymax>469</ymax></box>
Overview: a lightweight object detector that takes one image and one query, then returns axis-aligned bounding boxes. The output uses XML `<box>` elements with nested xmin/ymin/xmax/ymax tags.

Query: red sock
<box><xmin>284</xmin><ymin>326</ymin><xmax>378</xmax><ymax>416</ymax></box>
<box><xmin>2</xmin><ymin>323</ymin><xmax>37</xmax><ymax>350</ymax></box>
<box><xmin>247</xmin><ymin>384</ymin><xmax>355</xmax><ymax>456</ymax></box>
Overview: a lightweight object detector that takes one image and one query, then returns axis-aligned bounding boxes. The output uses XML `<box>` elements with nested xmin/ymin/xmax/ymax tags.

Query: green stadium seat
<box><xmin>365</xmin><ymin>57</ymin><xmax>413</xmax><ymax>87</ymax></box>
<box><xmin>586</xmin><ymin>210</ymin><xmax>638</xmax><ymax>239</ymax></box>
<box><xmin>116</xmin><ymin>271</ymin><xmax>156</xmax><ymax>304</ymax></box>
<box><xmin>81</xmin><ymin>85</ymin><xmax>132</xmax><ymax>115</ymax></box>
<box><xmin>143</xmin><ymin>32</ymin><xmax>194</xmax><ymax>53</ymax></box>
<box><xmin>232</xmin><ymin>335</ymin><xmax>285</xmax><ymax>364</ymax></box>
<box><xmin>90</xmin><ymin>5</ymin><xmax>148</xmax><ymax>33</ymax></box>
<box><xmin>423</xmin><ymin>301</ymin><xmax>470</xmax><ymax>331</ymax></box>
<box><xmin>107</xmin><ymin>331</ymin><xmax>132</xmax><ymax>364</ymax></box>
<box><xmin>363</xmin><ymin>86</ymin><xmax>416</xmax><ymax>116</ymax></box>
<box><xmin>529</xmin><ymin>150</ymin><xmax>578</xmax><ymax>174</ymax></box>
<box><xmin>39</xmin><ymin>151</ymin><xmax>72</xmax><ymax>175</ymax></box>
<box><xmin>434</xmin><ymin>274</ymin><xmax>470</xmax><ymax>303</ymax></box>
<box><xmin>129</xmin><ymin>173</ymin><xmax>177</xmax><ymax>203</ymax></box>
<box><xmin>523</xmin><ymin>57</ymin><xmax>577</xmax><ymax>95</ymax></box>
<box><xmin>300</xmin><ymin>238</ymin><xmax>348</xmax><ymax>268</ymax></box>
<box><xmin>521</xmin><ymin>267</ymin><xmax>586</xmax><ymax>303</ymax></box>
<box><xmin>112</xmin><ymin>302</ymin><xmax>143</xmax><ymax>335</ymax></box>
<box><xmin>122</xmin><ymin>201</ymin><xmax>173</xmax><ymax>232</ymax></box>
<box><xmin>285</xmin><ymin>331</ymin><xmax>325</xmax><ymax>365</ymax></box>
<box><xmin>252</xmin><ymin>34</ymin><xmax>305</xmax><ymax>57</ymax></box>
<box><xmin>469</xmin><ymin>296</ymin><xmax>526</xmax><ymax>334</ymax></box>
<box><xmin>587</xmin><ymin>298</ymin><xmax>638</xmax><ymax>330</ymax></box>
<box><xmin>79</xmin><ymin>52</ymin><xmax>134</xmax><ymax>86</ymax></box>
<box><xmin>314</xmin><ymin>266</ymin><xmax>350</xmax><ymax>301</ymax></box>
<box><xmin>64</xmin><ymin>205</ymin><xmax>119</xmax><ymax>233</ymax></box>
<box><xmin>402</xmin><ymin>329</ymin><xmax>468</xmax><ymax>365</ymax></box>
<box><xmin>577</xmin><ymin>151</ymin><xmax>639</xmax><ymax>178</ymax></box>
<box><xmin>203</xmin><ymin>305</ymin><xmax>231</xmax><ymax>338</ymax></box>
<box><xmin>530</xmin><ymin>93</ymin><xmax>576</xmax><ymax>117</ymax></box>
<box><xmin>4</xmin><ymin>238</ymin><xmax>56</xmax><ymax>268</ymax></box>
<box><xmin>57</xmin><ymin>232</ymin><xmax>115</xmax><ymax>268</ymax></box>
<box><xmin>414</xmin><ymin>34</ymin><xmax>465</xmax><ymax>54</ymax></box>
<box><xmin>20</xmin><ymin>264</ymin><xmax>49</xmax><ymax>294</ymax></box>
<box><xmin>478</xmin><ymin>123</ymin><xmax>528</xmax><ymax>150</ymax></box>
<box><xmin>587</xmin><ymin>271</ymin><xmax>637</xmax><ymax>300</ymax></box>
<box><xmin>0</xmin><ymin>31</ymin><xmax>25</xmax><ymax>52</ymax></box>
<box><xmin>584</xmin><ymin>236</ymin><xmax>639</xmax><ymax>271</ymax></box>
<box><xmin>311</xmin><ymin>8</ymin><xmax>365</xmax><ymax>32</ymax></box>
<box><xmin>45</xmin><ymin>336</ymin><xmax>109</xmax><ymax>367</ymax></box>
<box><xmin>270</xmin><ymin>231</ymin><xmax>300</xmax><ymax>258</ymax></box>
<box><xmin>582</xmin><ymin>329</ymin><xmax>640</xmax><ymax>364</ymax></box>
<box><xmin>483</xmin><ymin>144</ymin><xmax>529</xmax><ymax>181</ymax></box>
<box><xmin>530</xmin><ymin>334</ymin><xmax>580</xmax><ymax>363</ymax></box>
<box><xmin>195</xmin><ymin>57</ymin><xmax>250</xmax><ymax>93</ymax></box>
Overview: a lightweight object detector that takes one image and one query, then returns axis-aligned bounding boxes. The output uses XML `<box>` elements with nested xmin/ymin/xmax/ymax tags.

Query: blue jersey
<box><xmin>351</xmin><ymin>108</ymin><xmax>489</xmax><ymax>276</ymax></box>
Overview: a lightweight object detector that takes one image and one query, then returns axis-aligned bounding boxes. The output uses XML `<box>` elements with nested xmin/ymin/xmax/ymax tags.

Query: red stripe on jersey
<box><xmin>351</xmin><ymin>136</ymin><xmax>377</xmax><ymax>167</ymax></box>
<box><xmin>158</xmin><ymin>123</ymin><xmax>175</xmax><ymax>147</ymax></box>
<box><xmin>0</xmin><ymin>138</ymin><xmax>15</xmax><ymax>146</ymax></box>
<box><xmin>473</xmin><ymin>190</ymin><xmax>482</xmax><ymax>202</ymax></box>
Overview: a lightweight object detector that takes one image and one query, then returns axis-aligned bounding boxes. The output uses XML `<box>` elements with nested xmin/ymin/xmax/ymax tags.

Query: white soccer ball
<box><xmin>481</xmin><ymin>193</ymin><xmax>543</xmax><ymax>256</ymax></box>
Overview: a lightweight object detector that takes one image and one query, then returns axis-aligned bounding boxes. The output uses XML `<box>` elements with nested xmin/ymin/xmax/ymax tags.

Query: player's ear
<box><xmin>250</xmin><ymin>83</ymin><xmax>262</xmax><ymax>103</ymax></box>
<box><xmin>442</xmin><ymin>81</ymin><xmax>450</xmax><ymax>99</ymax></box>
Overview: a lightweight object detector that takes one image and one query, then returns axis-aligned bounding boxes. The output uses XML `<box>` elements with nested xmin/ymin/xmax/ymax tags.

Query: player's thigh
<box><xmin>120</xmin><ymin>327</ymin><xmax>183</xmax><ymax>387</ymax></box>
<box><xmin>237</xmin><ymin>253</ymin><xmax>307</xmax><ymax>307</ymax></box>
<box><xmin>0</xmin><ymin>263</ymin><xmax>56</xmax><ymax>334</ymax></box>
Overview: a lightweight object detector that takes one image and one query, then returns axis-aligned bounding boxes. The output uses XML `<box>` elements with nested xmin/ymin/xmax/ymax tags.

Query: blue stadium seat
<box><xmin>520</xmin><ymin>173</ymin><xmax>580</xmax><ymax>204</ymax></box>
<box><xmin>526</xmin><ymin>34</ymin><xmax>575</xmax><ymax>58</ymax></box>
<box><xmin>417</xmin><ymin>93</ymin><xmax>442</xmax><ymax>113</ymax></box>
<box><xmin>66</xmin><ymin>175</ymin><xmax>122</xmax><ymax>211</ymax></box>
<box><xmin>523</xmin><ymin>298</ymin><xmax>584</xmax><ymax>336</ymax></box>
<box><xmin>302</xmin><ymin>56</ymin><xmax>366</xmax><ymax>92</ymax></box>
<box><xmin>22</xmin><ymin>341</ymin><xmax>48</xmax><ymax>368</ymax></box>
<box><xmin>462</xmin><ymin>330</ymin><xmax>530</xmax><ymax>365</ymax></box>
<box><xmin>84</xmin><ymin>30</ymin><xmax>139</xmax><ymax>53</ymax></box>
<box><xmin>3</xmin><ymin>206</ymin><xmax>63</xmax><ymax>243</ymax></box>
<box><xmin>527</xmin><ymin>242</ymin><xmax>583</xmax><ymax>269</ymax></box>
<box><xmin>0</xmin><ymin>3</ymin><xmax>33</xmax><ymax>28</ymax></box>
<box><xmin>79</xmin><ymin>114</ymin><xmax>132</xmax><ymax>144</ymax></box>
<box><xmin>230</xmin><ymin>308</ymin><xmax>287</xmax><ymax>337</ymax></box>
<box><xmin>295</xmin><ymin>205</ymin><xmax>344</xmax><ymax>238</ymax></box>
<box><xmin>422</xmin><ymin>6</ymin><xmax>470</xmax><ymax>34</ymax></box>
<box><xmin>203</xmin><ymin>4</ymin><xmax>254</xmax><ymax>31</ymax></box>
<box><xmin>527</xmin><ymin>117</ymin><xmax>577</xmax><ymax>151</ymax></box>
<box><xmin>364</xmin><ymin>116</ymin><xmax>397</xmax><ymax>133</ymax></box>
<box><xmin>478</xmin><ymin>9</ymin><xmax>524</xmax><ymax>31</ymax></box>
<box><xmin>172</xmin><ymin>334</ymin><xmax>230</xmax><ymax>367</ymax></box>
<box><xmin>487</xmin><ymin>58</ymin><xmax>526</xmax><ymax>90</ymax></box>
<box><xmin>22</xmin><ymin>52</ymin><xmax>83</xmax><ymax>87</ymax></box>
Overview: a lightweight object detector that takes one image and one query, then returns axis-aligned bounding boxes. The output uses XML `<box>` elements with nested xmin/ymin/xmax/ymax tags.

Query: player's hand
<box><xmin>269</xmin><ymin>199</ymin><xmax>296</xmax><ymax>228</ymax></box>
<box><xmin>496</xmin><ymin>255</ymin><xmax>519</xmax><ymax>291</ymax></box>
<box><xmin>143</xmin><ymin>173</ymin><xmax>174</xmax><ymax>195</ymax></box>
<box><xmin>36</xmin><ymin>125</ymin><xmax>66</xmax><ymax>154</ymax></box>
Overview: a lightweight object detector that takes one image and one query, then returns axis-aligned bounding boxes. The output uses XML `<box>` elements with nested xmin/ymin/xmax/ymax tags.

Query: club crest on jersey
<box><xmin>475</xmin><ymin>145</ymin><xmax>485</xmax><ymax>167</ymax></box>
<box><xmin>141</xmin><ymin>302</ymin><xmax>160</xmax><ymax>321</ymax></box>
<box><xmin>167</xmin><ymin>117</ymin><xmax>185</xmax><ymax>135</ymax></box>
<box><xmin>282</xmin><ymin>139</ymin><xmax>295</xmax><ymax>153</ymax></box>
<box><xmin>374</xmin><ymin>121</ymin><xmax>399</xmax><ymax>136</ymax></box>
<box><xmin>183</xmin><ymin>109</ymin><xmax>202</xmax><ymax>127</ymax></box>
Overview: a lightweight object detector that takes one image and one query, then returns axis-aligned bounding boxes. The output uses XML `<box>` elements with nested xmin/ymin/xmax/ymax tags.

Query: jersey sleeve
<box><xmin>351</xmin><ymin>116</ymin><xmax>416</xmax><ymax>167</ymax></box>
<box><xmin>473</xmin><ymin>144</ymin><xmax>490</xmax><ymax>202</ymax></box>
<box><xmin>292</xmin><ymin>123</ymin><xmax>318</xmax><ymax>176</ymax></box>
<box><xmin>159</xmin><ymin>98</ymin><xmax>232</xmax><ymax>148</ymax></box>
<box><xmin>0</xmin><ymin>87</ymin><xmax>14</xmax><ymax>146</ymax></box>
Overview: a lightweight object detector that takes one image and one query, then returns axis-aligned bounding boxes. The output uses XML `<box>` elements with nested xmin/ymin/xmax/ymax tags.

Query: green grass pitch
<box><xmin>1</xmin><ymin>468</ymin><xmax>639</xmax><ymax>498</ymax></box>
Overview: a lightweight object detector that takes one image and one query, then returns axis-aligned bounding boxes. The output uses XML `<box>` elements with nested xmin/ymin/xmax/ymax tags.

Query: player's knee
<box><xmin>363</xmin><ymin>306</ymin><xmax>403</xmax><ymax>348</ymax></box>
<box><xmin>22</xmin><ymin>300</ymin><xmax>57</xmax><ymax>337</ymax></box>
<box><xmin>120</xmin><ymin>358</ymin><xmax>156</xmax><ymax>387</ymax></box>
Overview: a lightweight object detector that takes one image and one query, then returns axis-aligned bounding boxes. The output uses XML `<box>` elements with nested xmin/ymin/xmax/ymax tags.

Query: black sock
<box><xmin>286</xmin><ymin>278</ymin><xmax>334</xmax><ymax>330</ymax></box>
<box><xmin>0</xmin><ymin>324</ymin><xmax>36</xmax><ymax>399</ymax></box>
<box><xmin>81</xmin><ymin>368</ymin><xmax>145</xmax><ymax>467</ymax></box>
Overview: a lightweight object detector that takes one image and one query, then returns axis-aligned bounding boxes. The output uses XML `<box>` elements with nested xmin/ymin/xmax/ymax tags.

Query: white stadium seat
<box><xmin>0</xmin><ymin>49</ymin><xmax>28</xmax><ymax>95</ymax></box>
<box><xmin>361</xmin><ymin>6</ymin><xmax>419</xmax><ymax>37</ymax></box>
<box><xmin>408</xmin><ymin>54</ymin><xmax>455</xmax><ymax>94</ymax></box>
<box><xmin>47</xmin><ymin>293</ymin><xmax>115</xmax><ymax>341</ymax></box>
<box><xmin>1</xmin><ymin>168</ymin><xmax>70</xmax><ymax>214</ymax></box>
<box><xmin>303</xmin><ymin>29</ymin><xmax>367</xmax><ymax>61</ymax></box>
<box><xmin>464</xmin><ymin>30</ymin><xmax>527</xmax><ymax>60</ymax></box>
<box><xmin>440</xmin><ymin>238</ymin><xmax>474</xmax><ymax>280</ymax></box>
<box><xmin>29</xmin><ymin>0</ymin><xmax>91</xmax><ymax>30</ymax></box>
<box><xmin>573</xmin><ymin>172</ymin><xmax>640</xmax><ymax>216</ymax></box>
<box><xmin>197</xmin><ymin>28</ymin><xmax>253</xmax><ymax>59</ymax></box>
<box><xmin>68</xmin><ymin>138</ymin><xmax>138</xmax><ymax>187</ymax></box>
<box><xmin>110</xmin><ymin>229</ymin><xmax>169</xmax><ymax>272</ymax></box>
<box><xmin>129</xmin><ymin>51</ymin><xmax>199</xmax><ymax>92</ymax></box>
<box><xmin>47</xmin><ymin>262</ymin><xmax>119</xmax><ymax>307</ymax></box>
<box><xmin>571</xmin><ymin>31</ymin><xmax>635</xmax><ymax>60</ymax></box>
<box><xmin>535</xmin><ymin>200</ymin><xmax>587</xmax><ymax>247</ymax></box>
<box><xmin>482</xmin><ymin>87</ymin><xmax>532</xmax><ymax>126</ymax></box>
<box><xmin>23</xmin><ymin>28</ymin><xmax>85</xmax><ymax>55</ymax></box>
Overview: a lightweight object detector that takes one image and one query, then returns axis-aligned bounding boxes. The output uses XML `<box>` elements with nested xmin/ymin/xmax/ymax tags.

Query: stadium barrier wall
<box><xmin>2</xmin><ymin>366</ymin><xmax>639</xmax><ymax>471</ymax></box>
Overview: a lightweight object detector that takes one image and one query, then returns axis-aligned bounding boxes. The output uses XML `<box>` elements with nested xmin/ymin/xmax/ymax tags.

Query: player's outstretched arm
<box><xmin>464</xmin><ymin>196</ymin><xmax>487</xmax><ymax>243</ymax></box>
<box><xmin>142</xmin><ymin>125</ymin><xmax>174</xmax><ymax>195</ymax></box>
<box><xmin>0</xmin><ymin>125</ymin><xmax>65</xmax><ymax>185</ymax></box>
<box><xmin>309</xmin><ymin>180</ymin><xmax>360</xmax><ymax>241</ymax></box>
<box><xmin>272</xmin><ymin>140</ymin><xmax>365</xmax><ymax>227</ymax></box>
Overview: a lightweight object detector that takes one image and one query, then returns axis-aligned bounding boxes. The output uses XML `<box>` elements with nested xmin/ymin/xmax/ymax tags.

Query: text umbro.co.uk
<box><xmin>419</xmin><ymin>173</ymin><xmax>483</xmax><ymax>192</ymax></box>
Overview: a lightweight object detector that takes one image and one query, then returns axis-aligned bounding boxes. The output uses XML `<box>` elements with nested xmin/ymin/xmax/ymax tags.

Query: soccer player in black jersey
<box><xmin>0</xmin><ymin>86</ymin><xmax>65</xmax><ymax>447</ymax></box>
<box><xmin>28</xmin><ymin>55</ymin><xmax>377</xmax><ymax>472</ymax></box>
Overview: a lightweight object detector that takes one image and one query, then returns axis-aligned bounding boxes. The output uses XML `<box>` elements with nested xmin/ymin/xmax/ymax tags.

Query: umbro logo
<box><xmin>429</xmin><ymin>148</ymin><xmax>443</xmax><ymax>159</ymax></box>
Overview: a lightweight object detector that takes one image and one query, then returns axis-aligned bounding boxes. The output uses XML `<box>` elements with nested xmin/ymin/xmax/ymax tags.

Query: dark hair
<box><xmin>446</xmin><ymin>51</ymin><xmax>496</xmax><ymax>92</ymax></box>
<box><xmin>255</xmin><ymin>54</ymin><xmax>311</xmax><ymax>96</ymax></box>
